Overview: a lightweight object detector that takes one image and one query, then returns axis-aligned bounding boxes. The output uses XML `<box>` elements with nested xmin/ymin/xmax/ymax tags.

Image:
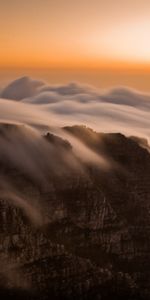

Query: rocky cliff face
<box><xmin>0</xmin><ymin>124</ymin><xmax>150</xmax><ymax>299</ymax></box>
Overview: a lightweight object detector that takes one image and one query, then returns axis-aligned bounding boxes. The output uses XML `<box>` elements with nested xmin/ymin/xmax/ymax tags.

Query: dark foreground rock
<box><xmin>0</xmin><ymin>124</ymin><xmax>150</xmax><ymax>299</ymax></box>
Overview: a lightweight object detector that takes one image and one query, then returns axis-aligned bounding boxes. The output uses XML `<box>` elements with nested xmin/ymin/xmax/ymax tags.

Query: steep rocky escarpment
<box><xmin>0</xmin><ymin>124</ymin><xmax>150</xmax><ymax>299</ymax></box>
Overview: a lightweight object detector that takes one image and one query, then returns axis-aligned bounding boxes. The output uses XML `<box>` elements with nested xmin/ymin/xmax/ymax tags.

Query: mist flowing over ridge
<box><xmin>0</xmin><ymin>76</ymin><xmax>150</xmax><ymax>299</ymax></box>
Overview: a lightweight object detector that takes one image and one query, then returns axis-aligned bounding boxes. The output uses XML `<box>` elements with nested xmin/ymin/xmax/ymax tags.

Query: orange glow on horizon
<box><xmin>0</xmin><ymin>1</ymin><xmax>150</xmax><ymax>71</ymax></box>
<box><xmin>1</xmin><ymin>57</ymin><xmax>150</xmax><ymax>72</ymax></box>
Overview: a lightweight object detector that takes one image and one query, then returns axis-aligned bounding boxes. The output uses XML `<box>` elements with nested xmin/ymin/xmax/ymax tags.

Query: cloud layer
<box><xmin>0</xmin><ymin>76</ymin><xmax>150</xmax><ymax>141</ymax></box>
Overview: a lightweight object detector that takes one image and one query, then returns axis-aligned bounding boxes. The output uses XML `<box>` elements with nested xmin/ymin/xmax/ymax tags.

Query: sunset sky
<box><xmin>0</xmin><ymin>0</ymin><xmax>150</xmax><ymax>70</ymax></box>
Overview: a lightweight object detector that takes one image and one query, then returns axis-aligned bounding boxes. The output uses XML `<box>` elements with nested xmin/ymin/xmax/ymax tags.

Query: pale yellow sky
<box><xmin>0</xmin><ymin>0</ymin><xmax>150</xmax><ymax>69</ymax></box>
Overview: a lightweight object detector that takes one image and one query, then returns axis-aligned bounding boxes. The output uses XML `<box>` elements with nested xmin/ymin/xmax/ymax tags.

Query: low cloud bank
<box><xmin>0</xmin><ymin>76</ymin><xmax>150</xmax><ymax>141</ymax></box>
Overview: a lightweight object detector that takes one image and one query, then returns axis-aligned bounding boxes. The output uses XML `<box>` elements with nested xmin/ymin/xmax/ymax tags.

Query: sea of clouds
<box><xmin>0</xmin><ymin>76</ymin><xmax>150</xmax><ymax>141</ymax></box>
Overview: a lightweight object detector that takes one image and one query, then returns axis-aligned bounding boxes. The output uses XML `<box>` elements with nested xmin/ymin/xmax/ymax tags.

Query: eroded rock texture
<box><xmin>0</xmin><ymin>124</ymin><xmax>150</xmax><ymax>299</ymax></box>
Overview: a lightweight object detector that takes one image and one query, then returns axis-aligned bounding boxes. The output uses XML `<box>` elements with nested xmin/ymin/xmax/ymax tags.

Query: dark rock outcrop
<box><xmin>0</xmin><ymin>124</ymin><xmax>150</xmax><ymax>299</ymax></box>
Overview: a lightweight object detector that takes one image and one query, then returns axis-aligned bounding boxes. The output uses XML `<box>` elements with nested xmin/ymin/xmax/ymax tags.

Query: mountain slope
<box><xmin>0</xmin><ymin>124</ymin><xmax>150</xmax><ymax>299</ymax></box>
